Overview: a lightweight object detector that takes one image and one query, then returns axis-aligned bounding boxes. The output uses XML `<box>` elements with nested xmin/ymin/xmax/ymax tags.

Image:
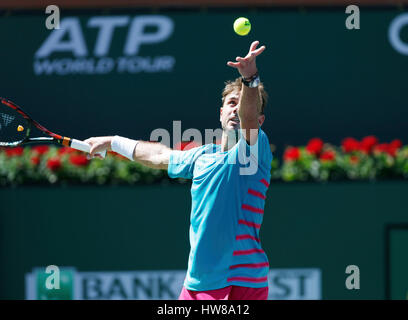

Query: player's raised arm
<box><xmin>227</xmin><ymin>40</ymin><xmax>266</xmax><ymax>145</ymax></box>
<box><xmin>84</xmin><ymin>136</ymin><xmax>171</xmax><ymax>170</ymax></box>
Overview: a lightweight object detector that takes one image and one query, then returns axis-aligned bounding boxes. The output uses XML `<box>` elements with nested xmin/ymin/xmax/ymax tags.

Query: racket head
<box><xmin>0</xmin><ymin>98</ymin><xmax>31</xmax><ymax>147</ymax></box>
<box><xmin>0</xmin><ymin>98</ymin><xmax>105</xmax><ymax>157</ymax></box>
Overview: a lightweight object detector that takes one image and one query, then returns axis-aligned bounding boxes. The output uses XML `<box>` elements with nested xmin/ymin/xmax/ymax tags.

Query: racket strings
<box><xmin>0</xmin><ymin>104</ymin><xmax>27</xmax><ymax>145</ymax></box>
<box><xmin>0</xmin><ymin>113</ymin><xmax>15</xmax><ymax>129</ymax></box>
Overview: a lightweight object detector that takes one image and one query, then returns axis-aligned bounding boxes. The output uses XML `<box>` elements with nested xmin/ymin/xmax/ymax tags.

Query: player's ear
<box><xmin>258</xmin><ymin>114</ymin><xmax>265</xmax><ymax>127</ymax></box>
<box><xmin>220</xmin><ymin>107</ymin><xmax>223</xmax><ymax>121</ymax></box>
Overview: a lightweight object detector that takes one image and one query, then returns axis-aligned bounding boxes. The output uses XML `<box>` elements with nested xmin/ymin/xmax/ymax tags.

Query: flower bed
<box><xmin>278</xmin><ymin>136</ymin><xmax>407</xmax><ymax>182</ymax></box>
<box><xmin>0</xmin><ymin>146</ymin><xmax>170</xmax><ymax>186</ymax></box>
<box><xmin>0</xmin><ymin>136</ymin><xmax>407</xmax><ymax>186</ymax></box>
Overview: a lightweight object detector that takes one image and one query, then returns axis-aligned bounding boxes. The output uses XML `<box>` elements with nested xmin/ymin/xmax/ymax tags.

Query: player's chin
<box><xmin>229</xmin><ymin>122</ymin><xmax>240</xmax><ymax>131</ymax></box>
<box><xmin>222</xmin><ymin>121</ymin><xmax>239</xmax><ymax>131</ymax></box>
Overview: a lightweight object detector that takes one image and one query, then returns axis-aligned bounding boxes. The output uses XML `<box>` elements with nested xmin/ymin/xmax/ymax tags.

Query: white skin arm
<box><xmin>227</xmin><ymin>41</ymin><xmax>266</xmax><ymax>145</ymax></box>
<box><xmin>83</xmin><ymin>136</ymin><xmax>171</xmax><ymax>170</ymax></box>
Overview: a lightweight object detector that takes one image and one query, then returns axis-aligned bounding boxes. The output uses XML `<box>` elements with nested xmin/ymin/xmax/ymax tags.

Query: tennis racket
<box><xmin>0</xmin><ymin>97</ymin><xmax>106</xmax><ymax>157</ymax></box>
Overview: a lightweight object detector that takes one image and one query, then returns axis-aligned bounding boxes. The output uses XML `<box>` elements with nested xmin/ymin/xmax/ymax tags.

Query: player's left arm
<box><xmin>227</xmin><ymin>40</ymin><xmax>266</xmax><ymax>145</ymax></box>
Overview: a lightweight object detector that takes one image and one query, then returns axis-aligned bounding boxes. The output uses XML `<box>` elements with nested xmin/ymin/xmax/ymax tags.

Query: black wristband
<box><xmin>242</xmin><ymin>72</ymin><xmax>260</xmax><ymax>88</ymax></box>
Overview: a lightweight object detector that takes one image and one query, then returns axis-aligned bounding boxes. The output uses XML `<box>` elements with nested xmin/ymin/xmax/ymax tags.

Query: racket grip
<box><xmin>71</xmin><ymin>139</ymin><xmax>107</xmax><ymax>158</ymax></box>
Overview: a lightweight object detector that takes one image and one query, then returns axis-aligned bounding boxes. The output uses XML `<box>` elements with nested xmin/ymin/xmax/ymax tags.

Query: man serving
<box><xmin>85</xmin><ymin>40</ymin><xmax>272</xmax><ymax>300</ymax></box>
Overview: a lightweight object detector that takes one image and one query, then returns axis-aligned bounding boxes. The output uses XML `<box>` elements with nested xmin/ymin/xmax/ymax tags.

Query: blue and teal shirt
<box><xmin>168</xmin><ymin>129</ymin><xmax>272</xmax><ymax>291</ymax></box>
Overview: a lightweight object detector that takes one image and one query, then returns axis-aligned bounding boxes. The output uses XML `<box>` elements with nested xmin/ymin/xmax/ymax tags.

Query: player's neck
<box><xmin>220</xmin><ymin>129</ymin><xmax>239</xmax><ymax>152</ymax></box>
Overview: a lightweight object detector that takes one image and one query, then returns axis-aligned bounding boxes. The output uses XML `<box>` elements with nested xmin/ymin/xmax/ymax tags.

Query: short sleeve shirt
<box><xmin>168</xmin><ymin>129</ymin><xmax>273</xmax><ymax>291</ymax></box>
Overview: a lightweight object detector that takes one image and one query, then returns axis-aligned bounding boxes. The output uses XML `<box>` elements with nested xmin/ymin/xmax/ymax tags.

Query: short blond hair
<box><xmin>221</xmin><ymin>77</ymin><xmax>268</xmax><ymax>115</ymax></box>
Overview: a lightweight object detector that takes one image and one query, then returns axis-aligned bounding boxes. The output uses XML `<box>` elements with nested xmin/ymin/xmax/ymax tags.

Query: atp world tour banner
<box><xmin>0</xmin><ymin>9</ymin><xmax>407</xmax><ymax>152</ymax></box>
<box><xmin>25</xmin><ymin>268</ymin><xmax>322</xmax><ymax>300</ymax></box>
<box><xmin>34</xmin><ymin>15</ymin><xmax>176</xmax><ymax>75</ymax></box>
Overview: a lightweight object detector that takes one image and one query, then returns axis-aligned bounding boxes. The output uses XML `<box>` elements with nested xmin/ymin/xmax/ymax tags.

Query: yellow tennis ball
<box><xmin>233</xmin><ymin>17</ymin><xmax>251</xmax><ymax>36</ymax></box>
<box><xmin>17</xmin><ymin>125</ymin><xmax>24</xmax><ymax>132</ymax></box>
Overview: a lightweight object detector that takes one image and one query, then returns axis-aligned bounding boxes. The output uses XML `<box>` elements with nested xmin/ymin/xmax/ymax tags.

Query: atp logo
<box><xmin>34</xmin><ymin>15</ymin><xmax>176</xmax><ymax>75</ymax></box>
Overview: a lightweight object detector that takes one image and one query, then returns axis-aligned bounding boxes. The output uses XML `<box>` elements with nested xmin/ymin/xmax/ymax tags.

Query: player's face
<box><xmin>220</xmin><ymin>90</ymin><xmax>241</xmax><ymax>131</ymax></box>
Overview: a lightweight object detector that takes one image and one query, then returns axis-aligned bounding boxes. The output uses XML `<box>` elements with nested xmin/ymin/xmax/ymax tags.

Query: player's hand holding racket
<box><xmin>84</xmin><ymin>137</ymin><xmax>113</xmax><ymax>159</ymax></box>
<box><xmin>0</xmin><ymin>97</ymin><xmax>106</xmax><ymax>157</ymax></box>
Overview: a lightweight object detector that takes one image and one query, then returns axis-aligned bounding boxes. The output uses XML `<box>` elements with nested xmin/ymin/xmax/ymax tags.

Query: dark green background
<box><xmin>1</xmin><ymin>181</ymin><xmax>407</xmax><ymax>299</ymax></box>
<box><xmin>0</xmin><ymin>8</ymin><xmax>407</xmax><ymax>157</ymax></box>
<box><xmin>389</xmin><ymin>228</ymin><xmax>408</xmax><ymax>299</ymax></box>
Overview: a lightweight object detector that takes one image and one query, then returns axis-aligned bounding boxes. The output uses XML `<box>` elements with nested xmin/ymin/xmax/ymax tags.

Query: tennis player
<box><xmin>85</xmin><ymin>40</ymin><xmax>272</xmax><ymax>300</ymax></box>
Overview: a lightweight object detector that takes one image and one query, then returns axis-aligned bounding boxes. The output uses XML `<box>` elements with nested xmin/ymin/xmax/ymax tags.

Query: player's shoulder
<box><xmin>242</xmin><ymin>127</ymin><xmax>271</xmax><ymax>152</ymax></box>
<box><xmin>258</xmin><ymin>127</ymin><xmax>269</xmax><ymax>141</ymax></box>
<box><xmin>244</xmin><ymin>128</ymin><xmax>273</xmax><ymax>163</ymax></box>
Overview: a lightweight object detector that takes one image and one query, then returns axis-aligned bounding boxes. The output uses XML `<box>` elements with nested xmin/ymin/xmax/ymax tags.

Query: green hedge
<box><xmin>1</xmin><ymin>136</ymin><xmax>407</xmax><ymax>186</ymax></box>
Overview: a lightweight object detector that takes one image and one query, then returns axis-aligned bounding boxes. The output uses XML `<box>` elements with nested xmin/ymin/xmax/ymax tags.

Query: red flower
<box><xmin>69</xmin><ymin>154</ymin><xmax>89</xmax><ymax>166</ymax></box>
<box><xmin>31</xmin><ymin>156</ymin><xmax>40</xmax><ymax>166</ymax></box>
<box><xmin>320</xmin><ymin>150</ymin><xmax>336</xmax><ymax>162</ymax></box>
<box><xmin>341</xmin><ymin>137</ymin><xmax>360</xmax><ymax>153</ymax></box>
<box><xmin>306</xmin><ymin>138</ymin><xmax>324</xmax><ymax>156</ymax></box>
<box><xmin>58</xmin><ymin>147</ymin><xmax>76</xmax><ymax>155</ymax></box>
<box><xmin>32</xmin><ymin>145</ymin><xmax>49</xmax><ymax>155</ymax></box>
<box><xmin>47</xmin><ymin>157</ymin><xmax>61</xmax><ymax>171</ymax></box>
<box><xmin>174</xmin><ymin>141</ymin><xmax>200</xmax><ymax>151</ymax></box>
<box><xmin>387</xmin><ymin>139</ymin><xmax>402</xmax><ymax>157</ymax></box>
<box><xmin>5</xmin><ymin>147</ymin><xmax>24</xmax><ymax>157</ymax></box>
<box><xmin>389</xmin><ymin>139</ymin><xmax>402</xmax><ymax>149</ymax></box>
<box><xmin>387</xmin><ymin>146</ymin><xmax>398</xmax><ymax>157</ymax></box>
<box><xmin>360</xmin><ymin>136</ymin><xmax>378</xmax><ymax>154</ymax></box>
<box><xmin>350</xmin><ymin>155</ymin><xmax>359</xmax><ymax>165</ymax></box>
<box><xmin>373</xmin><ymin>143</ymin><xmax>398</xmax><ymax>157</ymax></box>
<box><xmin>283</xmin><ymin>147</ymin><xmax>301</xmax><ymax>162</ymax></box>
<box><xmin>373</xmin><ymin>143</ymin><xmax>388</xmax><ymax>153</ymax></box>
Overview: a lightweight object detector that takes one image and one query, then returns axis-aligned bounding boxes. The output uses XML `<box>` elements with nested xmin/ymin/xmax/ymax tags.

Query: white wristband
<box><xmin>111</xmin><ymin>136</ymin><xmax>139</xmax><ymax>161</ymax></box>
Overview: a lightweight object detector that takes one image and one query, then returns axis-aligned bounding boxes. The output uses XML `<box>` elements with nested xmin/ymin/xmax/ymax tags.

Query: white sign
<box><xmin>26</xmin><ymin>268</ymin><xmax>322</xmax><ymax>300</ymax></box>
<box><xmin>268</xmin><ymin>268</ymin><xmax>322</xmax><ymax>300</ymax></box>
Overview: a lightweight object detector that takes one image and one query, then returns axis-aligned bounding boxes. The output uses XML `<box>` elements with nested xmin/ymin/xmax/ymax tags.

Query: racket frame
<box><xmin>0</xmin><ymin>97</ymin><xmax>105</xmax><ymax>156</ymax></box>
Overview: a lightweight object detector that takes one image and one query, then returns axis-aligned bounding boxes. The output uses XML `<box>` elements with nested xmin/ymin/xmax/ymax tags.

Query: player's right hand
<box><xmin>84</xmin><ymin>136</ymin><xmax>113</xmax><ymax>159</ymax></box>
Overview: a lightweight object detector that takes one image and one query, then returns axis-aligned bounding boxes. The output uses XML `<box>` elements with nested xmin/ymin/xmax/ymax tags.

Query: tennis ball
<box><xmin>17</xmin><ymin>125</ymin><xmax>24</xmax><ymax>132</ymax></box>
<box><xmin>233</xmin><ymin>17</ymin><xmax>251</xmax><ymax>36</ymax></box>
